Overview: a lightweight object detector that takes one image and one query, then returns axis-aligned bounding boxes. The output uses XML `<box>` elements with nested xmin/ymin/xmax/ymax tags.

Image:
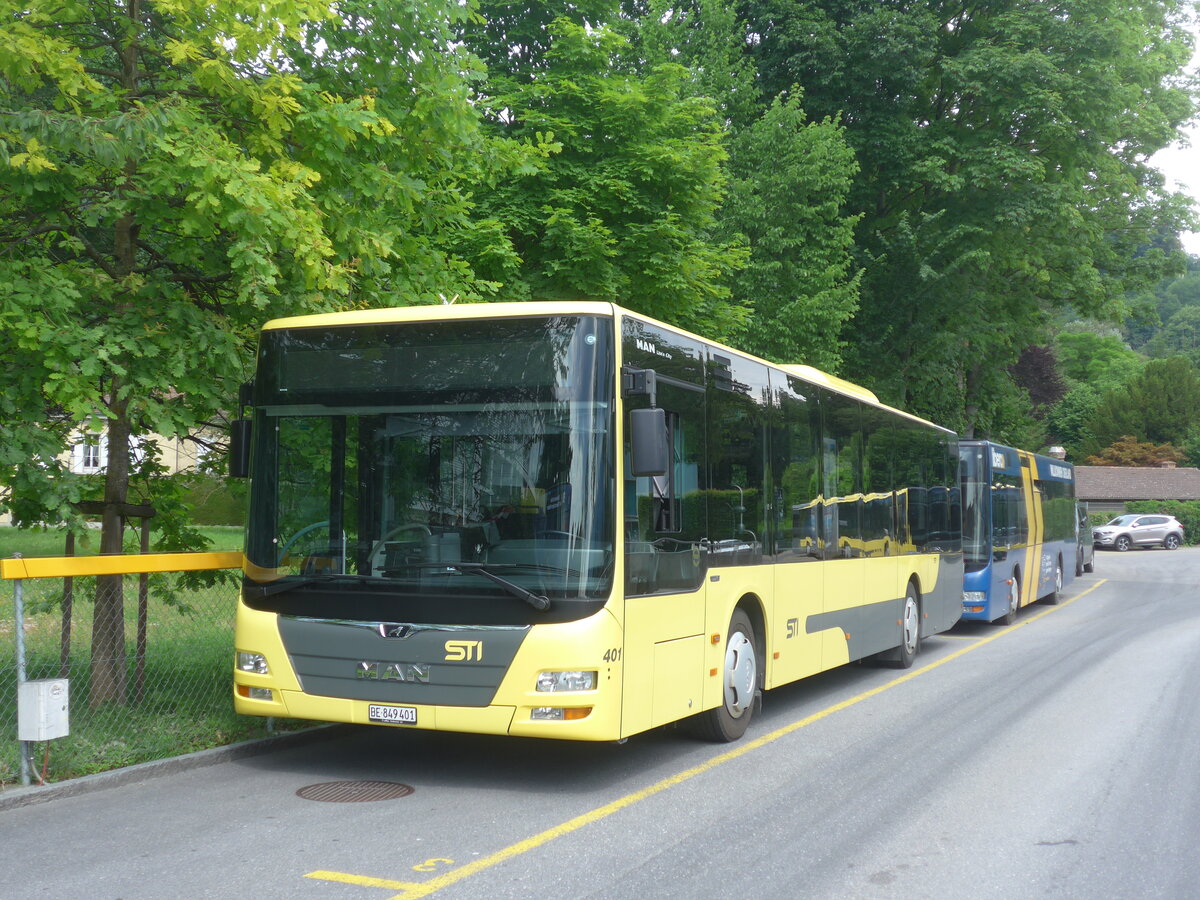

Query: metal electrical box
<box><xmin>18</xmin><ymin>679</ymin><xmax>70</xmax><ymax>741</ymax></box>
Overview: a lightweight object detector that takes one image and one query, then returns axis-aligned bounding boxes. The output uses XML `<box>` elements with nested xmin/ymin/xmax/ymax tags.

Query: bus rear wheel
<box><xmin>693</xmin><ymin>609</ymin><xmax>758</xmax><ymax>742</ymax></box>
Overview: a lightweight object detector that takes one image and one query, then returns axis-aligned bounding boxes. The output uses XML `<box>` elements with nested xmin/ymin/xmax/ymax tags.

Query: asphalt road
<box><xmin>6</xmin><ymin>548</ymin><xmax>1200</xmax><ymax>899</ymax></box>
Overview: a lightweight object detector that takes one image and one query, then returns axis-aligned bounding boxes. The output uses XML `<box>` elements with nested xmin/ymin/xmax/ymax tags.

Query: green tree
<box><xmin>462</xmin><ymin>20</ymin><xmax>748</xmax><ymax>335</ymax></box>
<box><xmin>1127</xmin><ymin>256</ymin><xmax>1200</xmax><ymax>349</ymax></box>
<box><xmin>629</xmin><ymin>0</ymin><xmax>763</xmax><ymax>131</ymax></box>
<box><xmin>741</xmin><ymin>0</ymin><xmax>1197</xmax><ymax>432</ymax></box>
<box><xmin>631</xmin><ymin>3</ymin><xmax>861</xmax><ymax>369</ymax></box>
<box><xmin>1081</xmin><ymin>357</ymin><xmax>1200</xmax><ymax>458</ymax></box>
<box><xmin>1146</xmin><ymin>306</ymin><xmax>1200</xmax><ymax>364</ymax></box>
<box><xmin>719</xmin><ymin>92</ymin><xmax>859</xmax><ymax>369</ymax></box>
<box><xmin>0</xmin><ymin>0</ymin><xmax>491</xmax><ymax>705</ymax></box>
<box><xmin>1045</xmin><ymin>383</ymin><xmax>1102</xmax><ymax>462</ymax></box>
<box><xmin>1055</xmin><ymin>331</ymin><xmax>1144</xmax><ymax>389</ymax></box>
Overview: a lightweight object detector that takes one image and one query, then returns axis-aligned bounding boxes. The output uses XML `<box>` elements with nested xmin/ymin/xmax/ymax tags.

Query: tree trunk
<box><xmin>90</xmin><ymin>3</ymin><xmax>141</xmax><ymax>707</ymax></box>
<box><xmin>89</xmin><ymin>400</ymin><xmax>132</xmax><ymax>707</ymax></box>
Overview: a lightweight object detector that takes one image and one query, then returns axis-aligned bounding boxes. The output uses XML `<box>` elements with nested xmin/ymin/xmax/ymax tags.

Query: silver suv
<box><xmin>1093</xmin><ymin>514</ymin><xmax>1185</xmax><ymax>551</ymax></box>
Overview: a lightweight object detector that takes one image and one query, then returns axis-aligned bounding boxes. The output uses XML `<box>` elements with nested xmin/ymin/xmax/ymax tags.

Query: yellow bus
<box><xmin>232</xmin><ymin>302</ymin><xmax>962</xmax><ymax>742</ymax></box>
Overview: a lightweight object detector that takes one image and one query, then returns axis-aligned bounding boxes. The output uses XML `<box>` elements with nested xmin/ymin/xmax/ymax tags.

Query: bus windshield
<box><xmin>243</xmin><ymin>315</ymin><xmax>615</xmax><ymax>622</ymax></box>
<box><xmin>960</xmin><ymin>444</ymin><xmax>989</xmax><ymax>570</ymax></box>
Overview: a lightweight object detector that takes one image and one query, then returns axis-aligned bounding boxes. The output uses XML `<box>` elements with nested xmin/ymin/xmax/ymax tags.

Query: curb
<box><xmin>0</xmin><ymin>724</ymin><xmax>351</xmax><ymax>812</ymax></box>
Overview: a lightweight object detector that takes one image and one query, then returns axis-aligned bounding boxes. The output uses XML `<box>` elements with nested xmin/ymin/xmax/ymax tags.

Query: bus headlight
<box><xmin>962</xmin><ymin>591</ymin><xmax>986</xmax><ymax>604</ymax></box>
<box><xmin>237</xmin><ymin>651</ymin><xmax>270</xmax><ymax>675</ymax></box>
<box><xmin>536</xmin><ymin>670</ymin><xmax>596</xmax><ymax>692</ymax></box>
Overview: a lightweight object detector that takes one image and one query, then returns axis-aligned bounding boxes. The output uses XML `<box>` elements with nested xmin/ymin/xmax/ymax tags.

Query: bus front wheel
<box><xmin>891</xmin><ymin>583</ymin><xmax>921</xmax><ymax>668</ymax></box>
<box><xmin>693</xmin><ymin>609</ymin><xmax>758</xmax><ymax>742</ymax></box>
<box><xmin>1042</xmin><ymin>561</ymin><xmax>1063</xmax><ymax>606</ymax></box>
<box><xmin>993</xmin><ymin>575</ymin><xmax>1019</xmax><ymax>626</ymax></box>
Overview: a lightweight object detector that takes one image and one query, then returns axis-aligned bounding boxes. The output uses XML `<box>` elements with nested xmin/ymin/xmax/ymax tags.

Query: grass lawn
<box><xmin>0</xmin><ymin>525</ymin><xmax>244</xmax><ymax>559</ymax></box>
<box><xmin>0</xmin><ymin>525</ymin><xmax>311</xmax><ymax>787</ymax></box>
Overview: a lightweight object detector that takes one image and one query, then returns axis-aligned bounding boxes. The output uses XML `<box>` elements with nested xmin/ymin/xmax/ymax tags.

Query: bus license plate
<box><xmin>368</xmin><ymin>704</ymin><xmax>417</xmax><ymax>725</ymax></box>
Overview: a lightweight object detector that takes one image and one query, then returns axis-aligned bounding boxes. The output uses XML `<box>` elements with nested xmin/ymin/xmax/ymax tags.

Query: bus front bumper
<box><xmin>234</xmin><ymin>685</ymin><xmax>619</xmax><ymax>742</ymax></box>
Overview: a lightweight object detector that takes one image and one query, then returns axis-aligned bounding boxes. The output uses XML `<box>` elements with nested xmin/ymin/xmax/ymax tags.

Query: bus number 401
<box><xmin>603</xmin><ymin>648</ymin><xmax>622</xmax><ymax>663</ymax></box>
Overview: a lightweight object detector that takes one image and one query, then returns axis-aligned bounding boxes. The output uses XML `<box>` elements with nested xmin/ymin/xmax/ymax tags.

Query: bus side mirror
<box><xmin>229</xmin><ymin>418</ymin><xmax>252</xmax><ymax>478</ymax></box>
<box><xmin>629</xmin><ymin>408</ymin><xmax>669</xmax><ymax>476</ymax></box>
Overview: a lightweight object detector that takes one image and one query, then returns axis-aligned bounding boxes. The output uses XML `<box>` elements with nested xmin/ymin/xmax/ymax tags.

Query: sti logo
<box><xmin>444</xmin><ymin>640</ymin><xmax>483</xmax><ymax>662</ymax></box>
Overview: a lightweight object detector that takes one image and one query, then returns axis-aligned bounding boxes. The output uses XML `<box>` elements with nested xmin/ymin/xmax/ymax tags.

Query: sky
<box><xmin>1151</xmin><ymin>27</ymin><xmax>1200</xmax><ymax>255</ymax></box>
<box><xmin>1154</xmin><ymin>132</ymin><xmax>1199</xmax><ymax>255</ymax></box>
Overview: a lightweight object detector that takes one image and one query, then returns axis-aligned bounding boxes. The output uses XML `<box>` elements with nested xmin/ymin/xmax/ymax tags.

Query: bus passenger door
<box><xmin>1021</xmin><ymin>455</ymin><xmax>1044</xmax><ymax>605</ymax></box>
<box><xmin>622</xmin><ymin>379</ymin><xmax>708</xmax><ymax>737</ymax></box>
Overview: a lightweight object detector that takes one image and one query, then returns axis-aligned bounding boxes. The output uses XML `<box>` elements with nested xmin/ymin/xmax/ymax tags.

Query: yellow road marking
<box><xmin>306</xmin><ymin>871</ymin><xmax>424</xmax><ymax>891</ymax></box>
<box><xmin>310</xmin><ymin>579</ymin><xmax>1108</xmax><ymax>898</ymax></box>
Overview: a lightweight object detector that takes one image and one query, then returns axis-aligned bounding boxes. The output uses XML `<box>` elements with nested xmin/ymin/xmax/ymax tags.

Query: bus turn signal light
<box><xmin>236</xmin><ymin>684</ymin><xmax>273</xmax><ymax>701</ymax></box>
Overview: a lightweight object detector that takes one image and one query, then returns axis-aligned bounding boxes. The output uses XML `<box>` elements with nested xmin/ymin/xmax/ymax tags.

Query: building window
<box><xmin>80</xmin><ymin>441</ymin><xmax>101</xmax><ymax>471</ymax></box>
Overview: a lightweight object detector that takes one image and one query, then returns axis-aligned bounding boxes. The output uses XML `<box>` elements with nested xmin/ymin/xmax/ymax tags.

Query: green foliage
<box><xmin>0</xmin><ymin>0</ymin><xmax>497</xmax><ymax>536</ymax></box>
<box><xmin>630</xmin><ymin>0</ymin><xmax>763</xmax><ymax>131</ymax></box>
<box><xmin>1045</xmin><ymin>384</ymin><xmax>1103</xmax><ymax>462</ymax></box>
<box><xmin>176</xmin><ymin>474</ymin><xmax>245</xmax><ymax>526</ymax></box>
<box><xmin>463</xmin><ymin>20</ymin><xmax>749</xmax><ymax>337</ymax></box>
<box><xmin>1055</xmin><ymin>332</ymin><xmax>1144</xmax><ymax>389</ymax></box>
<box><xmin>741</xmin><ymin>0</ymin><xmax>1197</xmax><ymax>430</ymax></box>
<box><xmin>1145</xmin><ymin>305</ymin><xmax>1200</xmax><ymax>365</ymax></box>
<box><xmin>1127</xmin><ymin>257</ymin><xmax>1200</xmax><ymax>349</ymax></box>
<box><xmin>1080</xmin><ymin>357</ymin><xmax>1200</xmax><ymax>458</ymax></box>
<box><xmin>719</xmin><ymin>92</ymin><xmax>860</xmax><ymax>370</ymax></box>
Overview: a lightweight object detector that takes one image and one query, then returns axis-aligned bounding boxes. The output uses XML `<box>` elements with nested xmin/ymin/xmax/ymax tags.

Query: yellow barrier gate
<box><xmin>3</xmin><ymin>552</ymin><xmax>245</xmax><ymax>788</ymax></box>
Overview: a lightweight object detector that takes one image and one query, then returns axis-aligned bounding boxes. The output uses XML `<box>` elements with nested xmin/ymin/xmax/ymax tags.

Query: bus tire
<box><xmin>892</xmin><ymin>582</ymin><xmax>921</xmax><ymax>669</ymax></box>
<box><xmin>692</xmin><ymin>609</ymin><xmax>758</xmax><ymax>742</ymax></box>
<box><xmin>1042</xmin><ymin>561</ymin><xmax>1062</xmax><ymax>605</ymax></box>
<box><xmin>993</xmin><ymin>574</ymin><xmax>1019</xmax><ymax>626</ymax></box>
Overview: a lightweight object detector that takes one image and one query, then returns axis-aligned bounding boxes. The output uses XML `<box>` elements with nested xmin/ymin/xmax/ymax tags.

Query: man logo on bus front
<box><xmin>377</xmin><ymin>623</ymin><xmax>414</xmax><ymax>639</ymax></box>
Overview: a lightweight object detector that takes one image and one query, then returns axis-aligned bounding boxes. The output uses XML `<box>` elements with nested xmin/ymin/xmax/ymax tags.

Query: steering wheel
<box><xmin>369</xmin><ymin>522</ymin><xmax>433</xmax><ymax>574</ymax></box>
<box><xmin>277</xmin><ymin>521</ymin><xmax>330</xmax><ymax>567</ymax></box>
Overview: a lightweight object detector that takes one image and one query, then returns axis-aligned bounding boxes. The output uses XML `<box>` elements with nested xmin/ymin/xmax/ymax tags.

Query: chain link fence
<box><xmin>2</xmin><ymin>556</ymin><xmax>303</xmax><ymax>788</ymax></box>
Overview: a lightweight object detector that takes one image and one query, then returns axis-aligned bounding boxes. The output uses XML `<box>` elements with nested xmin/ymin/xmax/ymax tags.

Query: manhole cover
<box><xmin>296</xmin><ymin>781</ymin><xmax>415</xmax><ymax>803</ymax></box>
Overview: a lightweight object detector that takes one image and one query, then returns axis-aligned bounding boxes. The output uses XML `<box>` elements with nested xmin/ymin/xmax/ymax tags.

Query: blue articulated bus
<box><xmin>959</xmin><ymin>441</ymin><xmax>1077</xmax><ymax>625</ymax></box>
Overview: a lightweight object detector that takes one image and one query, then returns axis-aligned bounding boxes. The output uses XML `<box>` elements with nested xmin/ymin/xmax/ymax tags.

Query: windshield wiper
<box><xmin>404</xmin><ymin>562</ymin><xmax>552</xmax><ymax>611</ymax></box>
<box><xmin>243</xmin><ymin>574</ymin><xmax>371</xmax><ymax>601</ymax></box>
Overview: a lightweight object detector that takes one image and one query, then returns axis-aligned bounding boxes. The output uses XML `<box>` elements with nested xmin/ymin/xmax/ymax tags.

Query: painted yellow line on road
<box><xmin>306</xmin><ymin>871</ymin><xmax>422</xmax><ymax>891</ymax></box>
<box><xmin>310</xmin><ymin>578</ymin><xmax>1109</xmax><ymax>899</ymax></box>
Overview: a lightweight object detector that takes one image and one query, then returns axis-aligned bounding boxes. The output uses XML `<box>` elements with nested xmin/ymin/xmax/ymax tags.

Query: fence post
<box><xmin>13</xmin><ymin>553</ymin><xmax>31</xmax><ymax>787</ymax></box>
